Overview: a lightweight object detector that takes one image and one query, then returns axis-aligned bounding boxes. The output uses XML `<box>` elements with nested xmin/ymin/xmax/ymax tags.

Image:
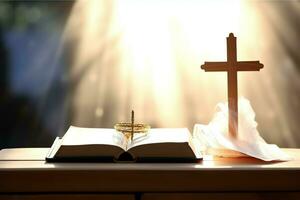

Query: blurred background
<box><xmin>0</xmin><ymin>0</ymin><xmax>299</xmax><ymax>149</ymax></box>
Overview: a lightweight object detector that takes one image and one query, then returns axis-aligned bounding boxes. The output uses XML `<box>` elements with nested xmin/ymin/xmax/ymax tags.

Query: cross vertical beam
<box><xmin>227</xmin><ymin>33</ymin><xmax>238</xmax><ymax>138</ymax></box>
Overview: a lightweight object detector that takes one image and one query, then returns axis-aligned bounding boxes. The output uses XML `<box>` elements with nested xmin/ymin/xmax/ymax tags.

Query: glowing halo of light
<box><xmin>62</xmin><ymin>0</ymin><xmax>300</xmax><ymax>147</ymax></box>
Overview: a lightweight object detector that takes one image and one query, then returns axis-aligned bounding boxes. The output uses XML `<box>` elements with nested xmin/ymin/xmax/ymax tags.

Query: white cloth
<box><xmin>193</xmin><ymin>97</ymin><xmax>291</xmax><ymax>161</ymax></box>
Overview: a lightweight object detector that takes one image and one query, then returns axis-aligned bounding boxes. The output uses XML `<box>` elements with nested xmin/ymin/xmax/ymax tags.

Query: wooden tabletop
<box><xmin>1</xmin><ymin>148</ymin><xmax>300</xmax><ymax>193</ymax></box>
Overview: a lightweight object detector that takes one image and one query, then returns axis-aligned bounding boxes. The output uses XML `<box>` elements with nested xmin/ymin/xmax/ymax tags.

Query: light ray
<box><xmin>63</xmin><ymin>0</ymin><xmax>300</xmax><ymax>147</ymax></box>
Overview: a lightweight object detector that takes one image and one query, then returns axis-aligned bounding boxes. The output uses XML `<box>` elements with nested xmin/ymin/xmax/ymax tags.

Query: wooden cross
<box><xmin>201</xmin><ymin>33</ymin><xmax>263</xmax><ymax>138</ymax></box>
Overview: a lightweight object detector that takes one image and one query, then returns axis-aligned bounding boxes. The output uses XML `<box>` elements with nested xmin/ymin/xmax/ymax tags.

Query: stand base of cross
<box><xmin>206</xmin><ymin>148</ymin><xmax>251</xmax><ymax>159</ymax></box>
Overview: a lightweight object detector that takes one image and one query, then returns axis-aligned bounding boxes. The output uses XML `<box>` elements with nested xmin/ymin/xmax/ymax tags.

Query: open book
<box><xmin>46</xmin><ymin>126</ymin><xmax>202</xmax><ymax>162</ymax></box>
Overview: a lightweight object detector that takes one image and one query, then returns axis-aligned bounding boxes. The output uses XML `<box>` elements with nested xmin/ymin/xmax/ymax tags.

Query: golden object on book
<box><xmin>114</xmin><ymin>110</ymin><xmax>150</xmax><ymax>141</ymax></box>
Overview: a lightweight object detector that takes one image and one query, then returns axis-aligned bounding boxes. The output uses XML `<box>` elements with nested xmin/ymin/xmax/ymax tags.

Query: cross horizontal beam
<box><xmin>201</xmin><ymin>61</ymin><xmax>263</xmax><ymax>72</ymax></box>
<box><xmin>201</xmin><ymin>62</ymin><xmax>227</xmax><ymax>71</ymax></box>
<box><xmin>236</xmin><ymin>61</ymin><xmax>264</xmax><ymax>71</ymax></box>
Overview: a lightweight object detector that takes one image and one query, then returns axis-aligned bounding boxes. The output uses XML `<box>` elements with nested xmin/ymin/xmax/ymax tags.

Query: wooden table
<box><xmin>1</xmin><ymin>148</ymin><xmax>300</xmax><ymax>200</ymax></box>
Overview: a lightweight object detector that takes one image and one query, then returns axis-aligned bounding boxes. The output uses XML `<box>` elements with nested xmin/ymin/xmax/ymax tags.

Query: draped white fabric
<box><xmin>193</xmin><ymin>97</ymin><xmax>291</xmax><ymax>161</ymax></box>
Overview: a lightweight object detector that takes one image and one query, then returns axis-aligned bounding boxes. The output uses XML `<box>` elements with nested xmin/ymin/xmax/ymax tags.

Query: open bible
<box><xmin>46</xmin><ymin>126</ymin><xmax>202</xmax><ymax>162</ymax></box>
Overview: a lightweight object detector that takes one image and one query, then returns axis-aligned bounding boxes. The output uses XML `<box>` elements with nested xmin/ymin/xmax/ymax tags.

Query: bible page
<box><xmin>62</xmin><ymin>126</ymin><xmax>127</xmax><ymax>150</ymax></box>
<box><xmin>126</xmin><ymin>128</ymin><xmax>191</xmax><ymax>150</ymax></box>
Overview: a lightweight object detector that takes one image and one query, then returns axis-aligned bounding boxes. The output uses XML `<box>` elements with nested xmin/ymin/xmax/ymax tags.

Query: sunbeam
<box><xmin>62</xmin><ymin>0</ymin><xmax>300</xmax><ymax>147</ymax></box>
